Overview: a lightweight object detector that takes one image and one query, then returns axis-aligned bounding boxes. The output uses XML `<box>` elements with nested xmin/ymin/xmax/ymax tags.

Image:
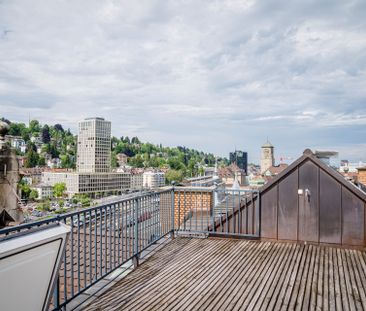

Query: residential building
<box><xmin>130</xmin><ymin>172</ymin><xmax>143</xmax><ymax>190</ymax></box>
<box><xmin>218</xmin><ymin>164</ymin><xmax>246</xmax><ymax>187</ymax></box>
<box><xmin>31</xmin><ymin>183</ymin><xmax>53</xmax><ymax>200</ymax></box>
<box><xmin>20</xmin><ymin>168</ymin><xmax>45</xmax><ymax>185</ymax></box>
<box><xmin>143</xmin><ymin>171</ymin><xmax>165</xmax><ymax>188</ymax></box>
<box><xmin>229</xmin><ymin>150</ymin><xmax>248</xmax><ymax>174</ymax></box>
<box><xmin>260</xmin><ymin>140</ymin><xmax>274</xmax><ymax>174</ymax></box>
<box><xmin>339</xmin><ymin>160</ymin><xmax>366</xmax><ymax>173</ymax></box>
<box><xmin>262</xmin><ymin>163</ymin><xmax>288</xmax><ymax>178</ymax></box>
<box><xmin>5</xmin><ymin>135</ymin><xmax>27</xmax><ymax>153</ymax></box>
<box><xmin>314</xmin><ymin>150</ymin><xmax>338</xmax><ymax>166</ymax></box>
<box><xmin>357</xmin><ymin>167</ymin><xmax>366</xmax><ymax>185</ymax></box>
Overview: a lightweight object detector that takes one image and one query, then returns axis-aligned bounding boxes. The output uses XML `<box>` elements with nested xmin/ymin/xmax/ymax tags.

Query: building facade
<box><xmin>229</xmin><ymin>150</ymin><xmax>248</xmax><ymax>174</ymax></box>
<box><xmin>130</xmin><ymin>173</ymin><xmax>143</xmax><ymax>190</ymax></box>
<box><xmin>32</xmin><ymin>183</ymin><xmax>53</xmax><ymax>200</ymax></box>
<box><xmin>260</xmin><ymin>140</ymin><xmax>274</xmax><ymax>174</ymax></box>
<box><xmin>42</xmin><ymin>117</ymin><xmax>131</xmax><ymax>195</ymax></box>
<box><xmin>143</xmin><ymin>171</ymin><xmax>165</xmax><ymax>189</ymax></box>
<box><xmin>42</xmin><ymin>171</ymin><xmax>131</xmax><ymax>195</ymax></box>
<box><xmin>77</xmin><ymin>117</ymin><xmax>111</xmax><ymax>173</ymax></box>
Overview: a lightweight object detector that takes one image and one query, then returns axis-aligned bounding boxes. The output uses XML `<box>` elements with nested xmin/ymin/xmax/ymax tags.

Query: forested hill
<box><xmin>1</xmin><ymin>118</ymin><xmax>227</xmax><ymax>181</ymax></box>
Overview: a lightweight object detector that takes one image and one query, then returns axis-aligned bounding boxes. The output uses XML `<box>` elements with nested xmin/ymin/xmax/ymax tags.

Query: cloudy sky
<box><xmin>1</xmin><ymin>0</ymin><xmax>365</xmax><ymax>163</ymax></box>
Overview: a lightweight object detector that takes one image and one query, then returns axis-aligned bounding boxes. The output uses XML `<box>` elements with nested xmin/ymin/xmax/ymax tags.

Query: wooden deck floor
<box><xmin>81</xmin><ymin>238</ymin><xmax>366</xmax><ymax>310</ymax></box>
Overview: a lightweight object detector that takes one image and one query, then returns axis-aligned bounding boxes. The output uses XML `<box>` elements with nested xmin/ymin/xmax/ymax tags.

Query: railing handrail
<box><xmin>0</xmin><ymin>189</ymin><xmax>172</xmax><ymax>236</ymax></box>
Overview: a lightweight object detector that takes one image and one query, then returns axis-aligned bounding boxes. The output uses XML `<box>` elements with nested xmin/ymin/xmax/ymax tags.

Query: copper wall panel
<box><xmin>261</xmin><ymin>186</ymin><xmax>278</xmax><ymax>239</ymax></box>
<box><xmin>278</xmin><ymin>169</ymin><xmax>298</xmax><ymax>240</ymax></box>
<box><xmin>319</xmin><ymin>171</ymin><xmax>341</xmax><ymax>244</ymax></box>
<box><xmin>342</xmin><ymin>187</ymin><xmax>364</xmax><ymax>246</ymax></box>
<box><xmin>298</xmin><ymin>160</ymin><xmax>319</xmax><ymax>242</ymax></box>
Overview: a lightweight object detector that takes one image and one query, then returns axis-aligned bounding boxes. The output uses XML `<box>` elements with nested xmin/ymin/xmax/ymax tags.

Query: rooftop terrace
<box><xmin>1</xmin><ymin>150</ymin><xmax>366</xmax><ymax>310</ymax></box>
<box><xmin>80</xmin><ymin>237</ymin><xmax>366</xmax><ymax>311</ymax></box>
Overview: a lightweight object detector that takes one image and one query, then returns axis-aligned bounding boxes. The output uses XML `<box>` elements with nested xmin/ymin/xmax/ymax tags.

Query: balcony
<box><xmin>1</xmin><ymin>149</ymin><xmax>366</xmax><ymax>311</ymax></box>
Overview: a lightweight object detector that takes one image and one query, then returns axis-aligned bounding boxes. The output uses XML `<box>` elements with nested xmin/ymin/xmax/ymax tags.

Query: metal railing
<box><xmin>175</xmin><ymin>187</ymin><xmax>260</xmax><ymax>238</ymax></box>
<box><xmin>0</xmin><ymin>189</ymin><xmax>174</xmax><ymax>310</ymax></box>
<box><xmin>0</xmin><ymin>186</ymin><xmax>260</xmax><ymax>310</ymax></box>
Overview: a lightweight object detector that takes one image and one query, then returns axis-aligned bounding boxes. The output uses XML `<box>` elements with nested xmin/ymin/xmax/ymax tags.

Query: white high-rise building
<box><xmin>77</xmin><ymin>117</ymin><xmax>111</xmax><ymax>173</ymax></box>
<box><xmin>42</xmin><ymin>117</ymin><xmax>131</xmax><ymax>196</ymax></box>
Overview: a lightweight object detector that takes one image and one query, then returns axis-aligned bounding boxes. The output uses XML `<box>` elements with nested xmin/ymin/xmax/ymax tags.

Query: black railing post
<box><xmin>171</xmin><ymin>183</ymin><xmax>175</xmax><ymax>239</ymax></box>
<box><xmin>211</xmin><ymin>183</ymin><xmax>217</xmax><ymax>232</ymax></box>
<box><xmin>54</xmin><ymin>274</ymin><xmax>60</xmax><ymax>310</ymax></box>
<box><xmin>133</xmin><ymin>197</ymin><xmax>139</xmax><ymax>268</ymax></box>
<box><xmin>257</xmin><ymin>190</ymin><xmax>261</xmax><ymax>238</ymax></box>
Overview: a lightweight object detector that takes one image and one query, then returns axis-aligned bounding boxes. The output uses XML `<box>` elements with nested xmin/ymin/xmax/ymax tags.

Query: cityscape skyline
<box><xmin>1</xmin><ymin>1</ymin><xmax>365</xmax><ymax>162</ymax></box>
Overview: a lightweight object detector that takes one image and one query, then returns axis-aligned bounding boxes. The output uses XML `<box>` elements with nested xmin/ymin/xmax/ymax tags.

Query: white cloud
<box><xmin>0</xmin><ymin>0</ymin><xmax>365</xmax><ymax>162</ymax></box>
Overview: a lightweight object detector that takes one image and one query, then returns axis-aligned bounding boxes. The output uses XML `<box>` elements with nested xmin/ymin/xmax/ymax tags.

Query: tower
<box><xmin>260</xmin><ymin>140</ymin><xmax>274</xmax><ymax>174</ymax></box>
<box><xmin>77</xmin><ymin>117</ymin><xmax>111</xmax><ymax>173</ymax></box>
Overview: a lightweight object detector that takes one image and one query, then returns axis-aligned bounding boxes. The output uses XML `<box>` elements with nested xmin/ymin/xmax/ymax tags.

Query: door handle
<box><xmin>305</xmin><ymin>189</ymin><xmax>311</xmax><ymax>202</ymax></box>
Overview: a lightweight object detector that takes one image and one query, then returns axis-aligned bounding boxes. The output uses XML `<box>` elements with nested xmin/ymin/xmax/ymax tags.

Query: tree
<box><xmin>54</xmin><ymin>124</ymin><xmax>64</xmax><ymax>132</ymax></box>
<box><xmin>111</xmin><ymin>152</ymin><xmax>118</xmax><ymax>168</ymax></box>
<box><xmin>41</xmin><ymin>125</ymin><xmax>51</xmax><ymax>143</ymax></box>
<box><xmin>37</xmin><ymin>201</ymin><xmax>50</xmax><ymax>212</ymax></box>
<box><xmin>20</xmin><ymin>183</ymin><xmax>31</xmax><ymax>199</ymax></box>
<box><xmin>0</xmin><ymin>117</ymin><xmax>10</xmax><ymax>124</ymax></box>
<box><xmin>168</xmin><ymin>157</ymin><xmax>186</xmax><ymax>170</ymax></box>
<box><xmin>165</xmin><ymin>169</ymin><xmax>184</xmax><ymax>184</ymax></box>
<box><xmin>29</xmin><ymin>189</ymin><xmax>38</xmax><ymax>201</ymax></box>
<box><xmin>29</xmin><ymin>120</ymin><xmax>41</xmax><ymax>133</ymax></box>
<box><xmin>53</xmin><ymin>182</ymin><xmax>66</xmax><ymax>198</ymax></box>
<box><xmin>60</xmin><ymin>154</ymin><xmax>73</xmax><ymax>168</ymax></box>
<box><xmin>131</xmin><ymin>136</ymin><xmax>140</xmax><ymax>144</ymax></box>
<box><xmin>25</xmin><ymin>148</ymin><xmax>39</xmax><ymax>168</ymax></box>
<box><xmin>38</xmin><ymin>156</ymin><xmax>46</xmax><ymax>166</ymax></box>
<box><xmin>8</xmin><ymin>122</ymin><xmax>28</xmax><ymax>138</ymax></box>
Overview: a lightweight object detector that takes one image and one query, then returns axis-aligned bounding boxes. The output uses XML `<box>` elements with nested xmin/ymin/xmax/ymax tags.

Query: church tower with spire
<box><xmin>260</xmin><ymin>140</ymin><xmax>274</xmax><ymax>174</ymax></box>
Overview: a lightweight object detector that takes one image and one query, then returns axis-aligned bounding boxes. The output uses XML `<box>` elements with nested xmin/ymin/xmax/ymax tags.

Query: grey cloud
<box><xmin>0</xmin><ymin>0</ymin><xmax>365</xmax><ymax>161</ymax></box>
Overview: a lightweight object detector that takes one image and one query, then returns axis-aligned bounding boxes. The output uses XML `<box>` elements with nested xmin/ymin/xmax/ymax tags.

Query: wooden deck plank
<box><xmin>320</xmin><ymin>246</ymin><xmax>326</xmax><ymax>310</ymax></box>
<box><xmin>270</xmin><ymin>244</ymin><xmax>304</xmax><ymax>310</ymax></box>
<box><xmin>294</xmin><ymin>244</ymin><xmax>314</xmax><ymax>310</ymax></box>
<box><xmin>305</xmin><ymin>245</ymin><xmax>319</xmax><ymax>311</ymax></box>
<box><xmin>169</xmin><ymin>241</ymin><xmax>252</xmax><ymax>311</ymax></box>
<box><xmin>313</xmin><ymin>245</ymin><xmax>322</xmax><ymax>310</ymax></box>
<box><xmin>227</xmin><ymin>243</ymin><xmax>280</xmax><ymax>310</ymax></box>
<box><xmin>251</xmin><ymin>243</ymin><xmax>297</xmax><ymax>310</ymax></box>
<box><xmin>93</xmin><ymin>239</ymin><xmax>218</xmax><ymax>311</ymax></box>
<box><xmin>350</xmin><ymin>250</ymin><xmax>366</xmax><ymax>310</ymax></box>
<box><xmin>195</xmin><ymin>241</ymin><xmax>270</xmax><ymax>311</ymax></box>
<box><xmin>344</xmin><ymin>249</ymin><xmax>362</xmax><ymax>310</ymax></box>
<box><xmin>244</xmin><ymin>243</ymin><xmax>295</xmax><ymax>310</ymax></box>
<box><xmin>143</xmin><ymin>240</ymin><xmax>237</xmax><ymax>311</ymax></box>
<box><xmin>337</xmin><ymin>248</ymin><xmax>351</xmax><ymax>311</ymax></box>
<box><xmin>120</xmin><ymin>240</ymin><xmax>229</xmax><ymax>311</ymax></box>
<box><xmin>80</xmin><ymin>238</ymin><xmax>366</xmax><ymax>311</ymax></box>
<box><xmin>172</xmin><ymin>241</ymin><xmax>256</xmax><ymax>311</ymax></box>
<box><xmin>96</xmin><ymin>238</ymin><xmax>201</xmax><ymax>306</ymax></box>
